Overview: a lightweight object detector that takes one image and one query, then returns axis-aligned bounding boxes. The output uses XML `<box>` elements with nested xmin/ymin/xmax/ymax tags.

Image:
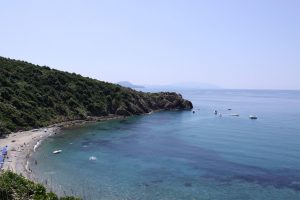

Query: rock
<box><xmin>109</xmin><ymin>90</ymin><xmax>193</xmax><ymax>116</ymax></box>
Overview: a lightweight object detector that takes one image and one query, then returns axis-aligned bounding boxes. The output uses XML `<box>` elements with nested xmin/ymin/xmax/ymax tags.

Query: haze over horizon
<box><xmin>0</xmin><ymin>0</ymin><xmax>299</xmax><ymax>90</ymax></box>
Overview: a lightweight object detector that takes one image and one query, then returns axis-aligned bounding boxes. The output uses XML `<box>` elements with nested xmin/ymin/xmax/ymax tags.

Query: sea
<box><xmin>30</xmin><ymin>89</ymin><xmax>300</xmax><ymax>200</ymax></box>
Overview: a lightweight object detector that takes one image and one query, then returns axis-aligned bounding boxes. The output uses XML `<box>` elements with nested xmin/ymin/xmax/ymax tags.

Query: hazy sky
<box><xmin>0</xmin><ymin>0</ymin><xmax>299</xmax><ymax>89</ymax></box>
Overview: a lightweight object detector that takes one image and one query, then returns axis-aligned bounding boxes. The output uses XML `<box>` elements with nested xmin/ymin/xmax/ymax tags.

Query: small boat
<box><xmin>89</xmin><ymin>156</ymin><xmax>97</xmax><ymax>161</ymax></box>
<box><xmin>249</xmin><ymin>115</ymin><xmax>258</xmax><ymax>120</ymax></box>
<box><xmin>53</xmin><ymin>150</ymin><xmax>62</xmax><ymax>154</ymax></box>
<box><xmin>214</xmin><ymin>110</ymin><xmax>218</xmax><ymax>115</ymax></box>
<box><xmin>228</xmin><ymin>108</ymin><xmax>232</xmax><ymax>111</ymax></box>
<box><xmin>230</xmin><ymin>114</ymin><xmax>239</xmax><ymax>117</ymax></box>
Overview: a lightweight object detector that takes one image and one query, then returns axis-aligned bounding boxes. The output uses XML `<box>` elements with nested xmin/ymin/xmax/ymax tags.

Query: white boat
<box><xmin>230</xmin><ymin>114</ymin><xmax>239</xmax><ymax>117</ymax></box>
<box><xmin>53</xmin><ymin>150</ymin><xmax>62</xmax><ymax>154</ymax></box>
<box><xmin>249</xmin><ymin>115</ymin><xmax>258</xmax><ymax>120</ymax></box>
<box><xmin>89</xmin><ymin>156</ymin><xmax>97</xmax><ymax>161</ymax></box>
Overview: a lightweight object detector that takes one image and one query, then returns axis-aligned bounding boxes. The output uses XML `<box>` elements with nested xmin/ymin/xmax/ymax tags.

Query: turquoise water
<box><xmin>31</xmin><ymin>90</ymin><xmax>300</xmax><ymax>200</ymax></box>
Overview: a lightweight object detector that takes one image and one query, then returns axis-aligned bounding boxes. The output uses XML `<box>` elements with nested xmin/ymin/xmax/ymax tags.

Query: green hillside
<box><xmin>0</xmin><ymin>57</ymin><xmax>192</xmax><ymax>135</ymax></box>
<box><xmin>0</xmin><ymin>171</ymin><xmax>80</xmax><ymax>200</ymax></box>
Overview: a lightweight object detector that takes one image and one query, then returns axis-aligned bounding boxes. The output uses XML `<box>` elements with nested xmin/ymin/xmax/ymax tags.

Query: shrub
<box><xmin>0</xmin><ymin>171</ymin><xmax>80</xmax><ymax>200</ymax></box>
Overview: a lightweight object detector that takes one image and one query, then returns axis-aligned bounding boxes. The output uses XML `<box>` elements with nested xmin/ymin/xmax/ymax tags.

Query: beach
<box><xmin>0</xmin><ymin>115</ymin><xmax>126</xmax><ymax>179</ymax></box>
<box><xmin>0</xmin><ymin>127</ymin><xmax>59</xmax><ymax>177</ymax></box>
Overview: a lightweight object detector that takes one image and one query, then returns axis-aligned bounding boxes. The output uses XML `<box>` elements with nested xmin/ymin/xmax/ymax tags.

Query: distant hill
<box><xmin>117</xmin><ymin>81</ymin><xmax>144</xmax><ymax>88</ymax></box>
<box><xmin>147</xmin><ymin>82</ymin><xmax>222</xmax><ymax>90</ymax></box>
<box><xmin>0</xmin><ymin>57</ymin><xmax>192</xmax><ymax>135</ymax></box>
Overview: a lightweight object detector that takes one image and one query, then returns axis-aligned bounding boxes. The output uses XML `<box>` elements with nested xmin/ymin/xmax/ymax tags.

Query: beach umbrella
<box><xmin>0</xmin><ymin>155</ymin><xmax>3</xmax><ymax>169</ymax></box>
<box><xmin>1</xmin><ymin>147</ymin><xmax>7</xmax><ymax>155</ymax></box>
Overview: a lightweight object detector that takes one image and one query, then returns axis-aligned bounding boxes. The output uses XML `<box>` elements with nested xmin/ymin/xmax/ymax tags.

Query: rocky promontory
<box><xmin>114</xmin><ymin>90</ymin><xmax>193</xmax><ymax>116</ymax></box>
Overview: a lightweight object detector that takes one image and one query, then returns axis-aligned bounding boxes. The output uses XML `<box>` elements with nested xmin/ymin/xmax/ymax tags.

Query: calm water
<box><xmin>31</xmin><ymin>90</ymin><xmax>300</xmax><ymax>200</ymax></box>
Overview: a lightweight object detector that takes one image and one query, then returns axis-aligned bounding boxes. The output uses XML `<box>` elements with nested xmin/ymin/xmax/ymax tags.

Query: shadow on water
<box><xmin>83</xmin><ymin>130</ymin><xmax>300</xmax><ymax>192</ymax></box>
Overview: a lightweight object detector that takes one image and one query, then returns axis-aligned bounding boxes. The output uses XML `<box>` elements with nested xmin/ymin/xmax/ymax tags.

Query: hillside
<box><xmin>0</xmin><ymin>171</ymin><xmax>80</xmax><ymax>200</ymax></box>
<box><xmin>0</xmin><ymin>57</ymin><xmax>192</xmax><ymax>135</ymax></box>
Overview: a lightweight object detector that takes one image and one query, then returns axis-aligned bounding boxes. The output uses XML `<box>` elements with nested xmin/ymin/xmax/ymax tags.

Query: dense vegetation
<box><xmin>0</xmin><ymin>57</ymin><xmax>192</xmax><ymax>135</ymax></box>
<box><xmin>0</xmin><ymin>171</ymin><xmax>80</xmax><ymax>200</ymax></box>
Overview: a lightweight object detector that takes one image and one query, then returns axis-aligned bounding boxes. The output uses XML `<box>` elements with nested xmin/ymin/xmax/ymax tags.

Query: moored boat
<box><xmin>53</xmin><ymin>150</ymin><xmax>62</xmax><ymax>154</ymax></box>
<box><xmin>89</xmin><ymin>156</ymin><xmax>97</xmax><ymax>161</ymax></box>
<box><xmin>249</xmin><ymin>115</ymin><xmax>258</xmax><ymax>120</ymax></box>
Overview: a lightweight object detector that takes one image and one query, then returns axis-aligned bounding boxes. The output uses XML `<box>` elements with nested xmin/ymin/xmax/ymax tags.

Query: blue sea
<box><xmin>30</xmin><ymin>90</ymin><xmax>300</xmax><ymax>200</ymax></box>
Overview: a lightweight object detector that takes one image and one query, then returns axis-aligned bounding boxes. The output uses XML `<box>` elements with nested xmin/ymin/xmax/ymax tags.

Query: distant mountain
<box><xmin>117</xmin><ymin>81</ymin><xmax>144</xmax><ymax>88</ymax></box>
<box><xmin>146</xmin><ymin>82</ymin><xmax>222</xmax><ymax>90</ymax></box>
<box><xmin>0</xmin><ymin>57</ymin><xmax>192</xmax><ymax>135</ymax></box>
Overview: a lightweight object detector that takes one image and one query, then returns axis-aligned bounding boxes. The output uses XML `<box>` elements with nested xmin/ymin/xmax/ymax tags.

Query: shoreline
<box><xmin>0</xmin><ymin>115</ymin><xmax>126</xmax><ymax>179</ymax></box>
<box><xmin>0</xmin><ymin>127</ymin><xmax>59</xmax><ymax>176</ymax></box>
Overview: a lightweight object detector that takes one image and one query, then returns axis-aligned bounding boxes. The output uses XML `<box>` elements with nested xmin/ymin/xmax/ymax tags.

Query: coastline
<box><xmin>0</xmin><ymin>115</ymin><xmax>126</xmax><ymax>179</ymax></box>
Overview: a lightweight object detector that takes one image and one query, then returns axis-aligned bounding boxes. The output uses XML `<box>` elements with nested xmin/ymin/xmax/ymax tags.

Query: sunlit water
<box><xmin>31</xmin><ymin>90</ymin><xmax>300</xmax><ymax>200</ymax></box>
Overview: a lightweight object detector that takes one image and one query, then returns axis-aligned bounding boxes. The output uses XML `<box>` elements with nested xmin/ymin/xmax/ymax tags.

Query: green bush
<box><xmin>0</xmin><ymin>171</ymin><xmax>80</xmax><ymax>200</ymax></box>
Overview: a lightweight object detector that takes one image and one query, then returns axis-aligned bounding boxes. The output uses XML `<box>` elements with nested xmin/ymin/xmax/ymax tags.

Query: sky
<box><xmin>0</xmin><ymin>0</ymin><xmax>299</xmax><ymax>90</ymax></box>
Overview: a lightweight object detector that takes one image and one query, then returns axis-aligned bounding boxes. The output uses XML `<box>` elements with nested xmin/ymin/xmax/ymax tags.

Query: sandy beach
<box><xmin>0</xmin><ymin>127</ymin><xmax>60</xmax><ymax>177</ymax></box>
<box><xmin>0</xmin><ymin>115</ymin><xmax>126</xmax><ymax>179</ymax></box>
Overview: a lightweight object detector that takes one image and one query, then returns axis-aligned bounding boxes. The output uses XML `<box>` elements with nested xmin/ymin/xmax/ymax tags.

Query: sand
<box><xmin>0</xmin><ymin>127</ymin><xmax>60</xmax><ymax>177</ymax></box>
